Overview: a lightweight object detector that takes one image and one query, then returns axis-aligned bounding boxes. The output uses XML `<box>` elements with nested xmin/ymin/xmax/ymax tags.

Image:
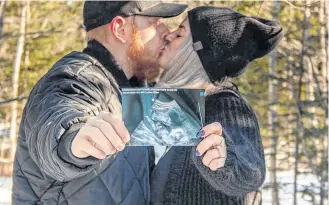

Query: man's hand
<box><xmin>71</xmin><ymin>111</ymin><xmax>130</xmax><ymax>159</ymax></box>
<box><xmin>195</xmin><ymin>122</ymin><xmax>227</xmax><ymax>171</ymax></box>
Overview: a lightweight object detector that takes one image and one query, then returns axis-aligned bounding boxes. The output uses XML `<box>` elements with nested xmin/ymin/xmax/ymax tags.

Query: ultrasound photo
<box><xmin>122</xmin><ymin>88</ymin><xmax>205</xmax><ymax>146</ymax></box>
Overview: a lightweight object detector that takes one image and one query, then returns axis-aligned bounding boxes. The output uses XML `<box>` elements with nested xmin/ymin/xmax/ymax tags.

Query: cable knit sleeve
<box><xmin>191</xmin><ymin>92</ymin><xmax>266</xmax><ymax>196</ymax></box>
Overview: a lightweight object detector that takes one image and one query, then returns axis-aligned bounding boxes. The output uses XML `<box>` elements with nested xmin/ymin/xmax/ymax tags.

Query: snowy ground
<box><xmin>0</xmin><ymin>177</ymin><xmax>12</xmax><ymax>205</ymax></box>
<box><xmin>0</xmin><ymin>172</ymin><xmax>327</xmax><ymax>205</ymax></box>
<box><xmin>262</xmin><ymin>171</ymin><xmax>328</xmax><ymax>205</ymax></box>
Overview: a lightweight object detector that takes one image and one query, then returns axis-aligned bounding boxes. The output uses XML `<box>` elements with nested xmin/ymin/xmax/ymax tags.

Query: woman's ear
<box><xmin>110</xmin><ymin>16</ymin><xmax>128</xmax><ymax>44</ymax></box>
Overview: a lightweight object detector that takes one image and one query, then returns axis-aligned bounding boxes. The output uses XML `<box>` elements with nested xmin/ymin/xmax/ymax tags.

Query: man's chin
<box><xmin>127</xmin><ymin>48</ymin><xmax>162</xmax><ymax>81</ymax></box>
<box><xmin>133</xmin><ymin>61</ymin><xmax>161</xmax><ymax>82</ymax></box>
<box><xmin>144</xmin><ymin>66</ymin><xmax>162</xmax><ymax>82</ymax></box>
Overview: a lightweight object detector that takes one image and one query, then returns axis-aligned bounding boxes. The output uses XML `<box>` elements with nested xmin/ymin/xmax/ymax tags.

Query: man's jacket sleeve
<box><xmin>24</xmin><ymin>65</ymin><xmax>117</xmax><ymax>182</ymax></box>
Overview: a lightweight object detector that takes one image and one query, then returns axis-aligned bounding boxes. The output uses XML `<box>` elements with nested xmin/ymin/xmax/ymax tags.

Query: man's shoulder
<box><xmin>50</xmin><ymin>51</ymin><xmax>101</xmax><ymax>76</ymax></box>
<box><xmin>29</xmin><ymin>51</ymin><xmax>114</xmax><ymax>98</ymax></box>
<box><xmin>37</xmin><ymin>51</ymin><xmax>113</xmax><ymax>88</ymax></box>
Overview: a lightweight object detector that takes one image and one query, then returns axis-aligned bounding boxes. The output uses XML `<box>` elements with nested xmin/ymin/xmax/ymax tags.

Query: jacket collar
<box><xmin>83</xmin><ymin>40</ymin><xmax>141</xmax><ymax>87</ymax></box>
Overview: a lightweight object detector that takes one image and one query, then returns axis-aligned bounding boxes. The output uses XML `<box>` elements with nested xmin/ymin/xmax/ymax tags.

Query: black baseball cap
<box><xmin>83</xmin><ymin>1</ymin><xmax>188</xmax><ymax>31</ymax></box>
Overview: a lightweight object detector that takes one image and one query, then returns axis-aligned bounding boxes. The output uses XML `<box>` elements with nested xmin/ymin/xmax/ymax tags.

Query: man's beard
<box><xmin>126</xmin><ymin>25</ymin><xmax>161</xmax><ymax>82</ymax></box>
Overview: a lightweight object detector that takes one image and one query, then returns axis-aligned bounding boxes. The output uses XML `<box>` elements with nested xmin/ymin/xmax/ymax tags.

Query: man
<box><xmin>12</xmin><ymin>1</ymin><xmax>189</xmax><ymax>204</ymax></box>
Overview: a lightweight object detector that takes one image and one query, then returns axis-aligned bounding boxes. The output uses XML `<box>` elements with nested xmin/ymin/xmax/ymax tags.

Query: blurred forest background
<box><xmin>0</xmin><ymin>1</ymin><xmax>327</xmax><ymax>205</ymax></box>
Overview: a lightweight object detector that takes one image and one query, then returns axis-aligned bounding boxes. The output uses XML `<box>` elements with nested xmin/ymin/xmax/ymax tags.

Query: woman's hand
<box><xmin>195</xmin><ymin>122</ymin><xmax>227</xmax><ymax>171</ymax></box>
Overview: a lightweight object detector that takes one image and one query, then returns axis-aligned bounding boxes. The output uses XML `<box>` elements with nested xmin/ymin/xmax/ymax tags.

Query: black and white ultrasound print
<box><xmin>122</xmin><ymin>88</ymin><xmax>205</xmax><ymax>146</ymax></box>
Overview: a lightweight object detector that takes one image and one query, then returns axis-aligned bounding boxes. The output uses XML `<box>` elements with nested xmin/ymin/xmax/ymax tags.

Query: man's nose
<box><xmin>165</xmin><ymin>32</ymin><xmax>175</xmax><ymax>42</ymax></box>
<box><xmin>159</xmin><ymin>23</ymin><xmax>170</xmax><ymax>40</ymax></box>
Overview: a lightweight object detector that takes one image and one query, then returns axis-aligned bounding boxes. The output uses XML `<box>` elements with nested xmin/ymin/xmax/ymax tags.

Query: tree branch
<box><xmin>0</xmin><ymin>26</ymin><xmax>83</xmax><ymax>40</ymax></box>
<box><xmin>0</xmin><ymin>96</ymin><xmax>28</xmax><ymax>105</ymax></box>
<box><xmin>281</xmin><ymin>0</ymin><xmax>320</xmax><ymax>12</ymax></box>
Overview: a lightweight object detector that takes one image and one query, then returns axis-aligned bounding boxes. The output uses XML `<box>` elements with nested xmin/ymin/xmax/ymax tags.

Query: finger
<box><xmin>86</xmin><ymin>116</ymin><xmax>98</xmax><ymax>125</ymax></box>
<box><xmin>87</xmin><ymin>119</ymin><xmax>124</xmax><ymax>152</ymax></box>
<box><xmin>208</xmin><ymin>158</ymin><xmax>226</xmax><ymax>171</ymax></box>
<box><xmin>196</xmin><ymin>134</ymin><xmax>224</xmax><ymax>156</ymax></box>
<box><xmin>202</xmin><ymin>148</ymin><xmax>220</xmax><ymax>166</ymax></box>
<box><xmin>83</xmin><ymin>125</ymin><xmax>116</xmax><ymax>155</ymax></box>
<box><xmin>216</xmin><ymin>140</ymin><xmax>227</xmax><ymax>158</ymax></box>
<box><xmin>81</xmin><ymin>138</ymin><xmax>106</xmax><ymax>159</ymax></box>
<box><xmin>99</xmin><ymin>112</ymin><xmax>130</xmax><ymax>144</ymax></box>
<box><xmin>198</xmin><ymin>122</ymin><xmax>222</xmax><ymax>138</ymax></box>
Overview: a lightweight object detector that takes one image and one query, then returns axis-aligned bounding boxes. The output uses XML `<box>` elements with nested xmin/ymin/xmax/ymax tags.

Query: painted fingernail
<box><xmin>195</xmin><ymin>150</ymin><xmax>201</xmax><ymax>156</ymax></box>
<box><xmin>197</xmin><ymin>130</ymin><xmax>205</xmax><ymax>138</ymax></box>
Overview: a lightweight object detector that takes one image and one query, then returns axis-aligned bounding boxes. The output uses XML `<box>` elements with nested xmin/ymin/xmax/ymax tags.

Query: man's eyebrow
<box><xmin>179</xmin><ymin>25</ymin><xmax>186</xmax><ymax>30</ymax></box>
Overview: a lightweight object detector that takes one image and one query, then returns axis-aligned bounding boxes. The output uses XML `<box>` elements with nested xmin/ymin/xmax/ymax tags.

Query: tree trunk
<box><xmin>287</xmin><ymin>0</ymin><xmax>296</xmax><ymax>172</ymax></box>
<box><xmin>268</xmin><ymin>1</ymin><xmax>280</xmax><ymax>205</ymax></box>
<box><xmin>9</xmin><ymin>2</ymin><xmax>27</xmax><ymax>161</ymax></box>
<box><xmin>306</xmin><ymin>57</ymin><xmax>316</xmax><ymax>127</ymax></box>
<box><xmin>324</xmin><ymin>1</ymin><xmax>329</xmax><ymax>68</ymax></box>
<box><xmin>319</xmin><ymin>0</ymin><xmax>328</xmax><ymax>100</ymax></box>
<box><xmin>293</xmin><ymin>110</ymin><xmax>299</xmax><ymax>205</ymax></box>
<box><xmin>319</xmin><ymin>1</ymin><xmax>328</xmax><ymax>205</ymax></box>
<box><xmin>0</xmin><ymin>0</ymin><xmax>6</xmax><ymax>39</ymax></box>
<box><xmin>288</xmin><ymin>60</ymin><xmax>295</xmax><ymax>171</ymax></box>
<box><xmin>293</xmin><ymin>2</ymin><xmax>311</xmax><ymax>205</ymax></box>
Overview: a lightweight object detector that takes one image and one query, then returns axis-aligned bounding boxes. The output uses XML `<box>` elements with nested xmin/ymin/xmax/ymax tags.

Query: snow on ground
<box><xmin>0</xmin><ymin>177</ymin><xmax>12</xmax><ymax>205</ymax></box>
<box><xmin>262</xmin><ymin>171</ymin><xmax>328</xmax><ymax>205</ymax></box>
<box><xmin>0</xmin><ymin>172</ymin><xmax>327</xmax><ymax>205</ymax></box>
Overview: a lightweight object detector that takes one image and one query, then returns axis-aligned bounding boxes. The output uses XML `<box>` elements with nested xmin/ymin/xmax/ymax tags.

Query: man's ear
<box><xmin>110</xmin><ymin>16</ymin><xmax>129</xmax><ymax>44</ymax></box>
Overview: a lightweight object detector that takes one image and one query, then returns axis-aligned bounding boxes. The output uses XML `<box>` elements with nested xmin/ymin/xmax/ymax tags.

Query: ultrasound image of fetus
<box><xmin>129</xmin><ymin>94</ymin><xmax>201</xmax><ymax>146</ymax></box>
<box><xmin>123</xmin><ymin>89</ymin><xmax>205</xmax><ymax>146</ymax></box>
<box><xmin>149</xmin><ymin>99</ymin><xmax>198</xmax><ymax>145</ymax></box>
<box><xmin>170</xmin><ymin>128</ymin><xmax>187</xmax><ymax>143</ymax></box>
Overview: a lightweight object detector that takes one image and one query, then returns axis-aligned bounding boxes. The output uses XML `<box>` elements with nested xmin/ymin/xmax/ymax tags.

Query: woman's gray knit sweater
<box><xmin>150</xmin><ymin>90</ymin><xmax>266</xmax><ymax>205</ymax></box>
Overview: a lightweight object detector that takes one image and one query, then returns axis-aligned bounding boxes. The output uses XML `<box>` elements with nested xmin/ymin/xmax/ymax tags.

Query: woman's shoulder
<box><xmin>205</xmin><ymin>89</ymin><xmax>258</xmax><ymax>125</ymax></box>
<box><xmin>205</xmin><ymin>88</ymin><xmax>255</xmax><ymax>114</ymax></box>
<box><xmin>206</xmin><ymin>88</ymin><xmax>241</xmax><ymax>101</ymax></box>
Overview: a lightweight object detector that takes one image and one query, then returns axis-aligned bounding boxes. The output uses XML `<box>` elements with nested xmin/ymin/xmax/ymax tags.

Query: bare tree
<box><xmin>293</xmin><ymin>1</ymin><xmax>311</xmax><ymax>205</ymax></box>
<box><xmin>319</xmin><ymin>0</ymin><xmax>328</xmax><ymax>99</ymax></box>
<box><xmin>268</xmin><ymin>1</ymin><xmax>281</xmax><ymax>205</ymax></box>
<box><xmin>0</xmin><ymin>0</ymin><xmax>6</xmax><ymax>39</ymax></box>
<box><xmin>9</xmin><ymin>2</ymin><xmax>27</xmax><ymax>161</ymax></box>
<box><xmin>318</xmin><ymin>2</ymin><xmax>328</xmax><ymax>204</ymax></box>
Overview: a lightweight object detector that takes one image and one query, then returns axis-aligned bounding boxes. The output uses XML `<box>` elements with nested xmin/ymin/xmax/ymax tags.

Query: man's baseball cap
<box><xmin>83</xmin><ymin>1</ymin><xmax>188</xmax><ymax>31</ymax></box>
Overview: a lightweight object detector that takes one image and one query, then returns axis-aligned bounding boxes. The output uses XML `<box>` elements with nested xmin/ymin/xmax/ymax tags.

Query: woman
<box><xmin>150</xmin><ymin>6</ymin><xmax>283</xmax><ymax>205</ymax></box>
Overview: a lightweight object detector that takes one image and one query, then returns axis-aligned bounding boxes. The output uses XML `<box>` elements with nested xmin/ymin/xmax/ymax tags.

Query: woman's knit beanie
<box><xmin>188</xmin><ymin>6</ymin><xmax>284</xmax><ymax>83</ymax></box>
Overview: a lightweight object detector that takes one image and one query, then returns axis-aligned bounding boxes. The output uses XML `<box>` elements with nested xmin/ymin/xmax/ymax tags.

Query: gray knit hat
<box><xmin>188</xmin><ymin>6</ymin><xmax>283</xmax><ymax>83</ymax></box>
